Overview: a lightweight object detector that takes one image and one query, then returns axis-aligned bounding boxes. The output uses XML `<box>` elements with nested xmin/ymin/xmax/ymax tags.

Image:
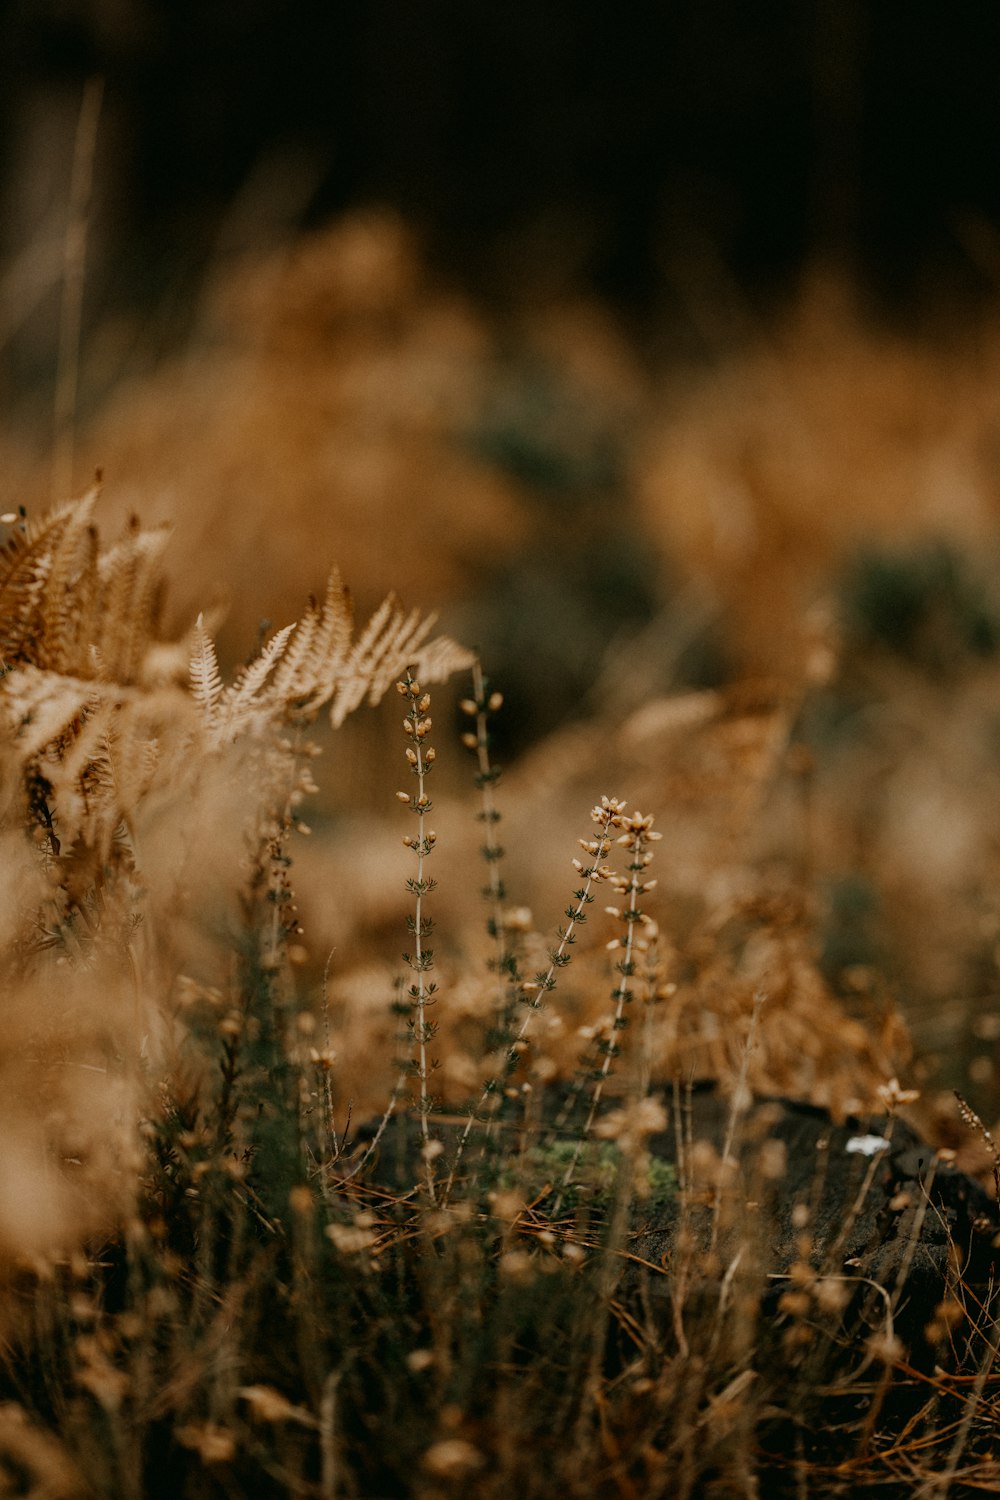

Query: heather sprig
<box><xmin>521</xmin><ymin>794</ymin><xmax>626</xmax><ymax>1006</ymax></box>
<box><xmin>459</xmin><ymin>659</ymin><xmax>523</xmax><ymax>1044</ymax></box>
<box><xmin>441</xmin><ymin>796</ymin><xmax>626</xmax><ymax>1202</ymax></box>
<box><xmin>396</xmin><ymin>669</ymin><xmax>440</xmax><ymax>1195</ymax></box>
<box><xmin>560</xmin><ymin>810</ymin><xmax>661</xmax><ymax>1188</ymax></box>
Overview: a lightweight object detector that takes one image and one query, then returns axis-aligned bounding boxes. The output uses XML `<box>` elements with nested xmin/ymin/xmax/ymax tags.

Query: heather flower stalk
<box><xmin>518</xmin><ymin>795</ymin><xmax>626</xmax><ymax>1025</ymax></box>
<box><xmin>441</xmin><ymin>797</ymin><xmax>625</xmax><ymax>1202</ymax></box>
<box><xmin>396</xmin><ymin>670</ymin><xmax>439</xmax><ymax>1195</ymax></box>
<box><xmin>561</xmin><ymin>810</ymin><xmax>661</xmax><ymax>1188</ymax></box>
<box><xmin>439</xmin><ymin>672</ymin><xmax>520</xmax><ymax>1198</ymax></box>
<box><xmin>459</xmin><ymin>659</ymin><xmax>516</xmax><ymax>1037</ymax></box>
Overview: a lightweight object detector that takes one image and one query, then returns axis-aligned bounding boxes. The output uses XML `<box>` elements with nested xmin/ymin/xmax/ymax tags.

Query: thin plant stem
<box><xmin>54</xmin><ymin>75</ymin><xmax>104</xmax><ymax>502</ymax></box>
<box><xmin>561</xmin><ymin>811</ymin><xmax>661</xmax><ymax>1189</ymax></box>
<box><xmin>396</xmin><ymin>670</ymin><xmax>439</xmax><ymax>1199</ymax></box>
<box><xmin>710</xmin><ymin>990</ymin><xmax>764</xmax><ymax>1255</ymax></box>
<box><xmin>320</xmin><ymin>949</ymin><xmax>338</xmax><ymax>1161</ymax></box>
<box><xmin>915</xmin><ymin>1287</ymin><xmax>1000</xmax><ymax>1500</ymax></box>
<box><xmin>465</xmin><ymin>659</ymin><xmax>511</xmax><ymax>1028</ymax></box>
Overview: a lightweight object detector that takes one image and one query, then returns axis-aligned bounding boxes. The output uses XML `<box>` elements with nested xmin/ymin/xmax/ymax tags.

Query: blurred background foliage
<box><xmin>5</xmin><ymin>2</ymin><xmax>1000</xmax><ymax>1132</ymax></box>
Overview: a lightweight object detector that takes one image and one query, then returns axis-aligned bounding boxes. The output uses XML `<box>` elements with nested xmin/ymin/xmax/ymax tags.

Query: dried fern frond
<box><xmin>2</xmin><ymin>663</ymin><xmax>189</xmax><ymax>861</ymax></box>
<box><xmin>328</xmin><ymin>594</ymin><xmax>468</xmax><ymax>727</ymax></box>
<box><xmin>189</xmin><ymin>613</ymin><xmax>224</xmax><ymax>730</ymax></box>
<box><xmin>268</xmin><ymin>569</ymin><xmax>353</xmax><ymax>709</ymax></box>
<box><xmin>0</xmin><ymin>495</ymin><xmax>196</xmax><ymax>866</ymax></box>
<box><xmin>96</xmin><ymin>518</ymin><xmax>172</xmax><ymax>684</ymax></box>
<box><xmin>211</xmin><ymin>623</ymin><xmax>297</xmax><ymax>745</ymax></box>
<box><xmin>0</xmin><ymin>491</ymin><xmax>174</xmax><ymax>689</ymax></box>
<box><xmin>3</xmin><ymin>667</ymin><xmax>101</xmax><ymax>764</ymax></box>
<box><xmin>34</xmin><ymin>492</ymin><xmax>100</xmax><ymax>675</ymax></box>
<box><xmin>1</xmin><ymin>489</ymin><xmax>472</xmax><ymax>883</ymax></box>
<box><xmin>0</xmin><ymin>489</ymin><xmax>98</xmax><ymax>669</ymax></box>
<box><xmin>190</xmin><ymin>574</ymin><xmax>472</xmax><ymax>737</ymax></box>
<box><xmin>407</xmin><ymin>631</ymin><xmax>479</xmax><ymax>693</ymax></box>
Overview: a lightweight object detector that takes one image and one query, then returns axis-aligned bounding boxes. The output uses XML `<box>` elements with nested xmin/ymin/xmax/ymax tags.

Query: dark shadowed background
<box><xmin>4</xmin><ymin>0</ymin><xmax>1000</xmax><ymax>393</ymax></box>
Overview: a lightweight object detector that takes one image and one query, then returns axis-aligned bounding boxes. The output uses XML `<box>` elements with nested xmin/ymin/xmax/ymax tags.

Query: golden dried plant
<box><xmin>0</xmin><ymin>487</ymin><xmax>471</xmax><ymax>934</ymax></box>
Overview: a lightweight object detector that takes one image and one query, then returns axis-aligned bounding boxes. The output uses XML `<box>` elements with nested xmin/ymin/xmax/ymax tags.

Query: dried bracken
<box><xmin>0</xmin><ymin>490</ymin><xmax>470</xmax><ymax>884</ymax></box>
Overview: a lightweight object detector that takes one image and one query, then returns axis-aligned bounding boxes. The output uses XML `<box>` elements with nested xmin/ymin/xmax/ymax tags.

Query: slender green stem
<box><xmin>560</xmin><ymin>820</ymin><xmax>652</xmax><ymax>1188</ymax></box>
<box><xmin>397</xmin><ymin>671</ymin><xmax>439</xmax><ymax>1200</ymax></box>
